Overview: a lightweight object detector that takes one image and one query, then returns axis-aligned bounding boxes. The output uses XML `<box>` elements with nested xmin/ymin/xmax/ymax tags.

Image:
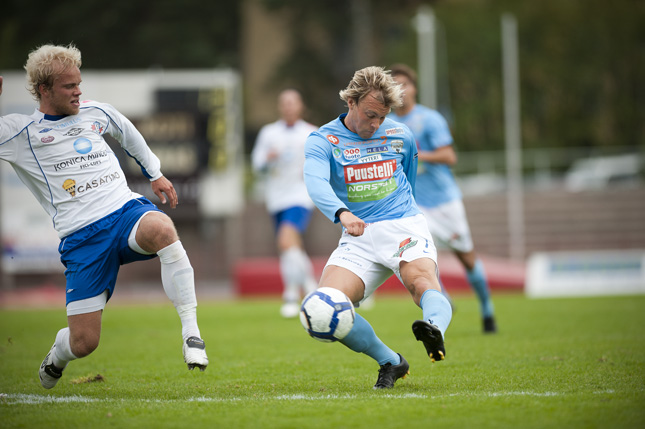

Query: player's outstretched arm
<box><xmin>151</xmin><ymin>176</ymin><xmax>178</xmax><ymax>209</ymax></box>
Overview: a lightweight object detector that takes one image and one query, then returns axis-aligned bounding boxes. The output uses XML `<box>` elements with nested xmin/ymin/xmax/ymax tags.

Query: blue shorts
<box><xmin>58</xmin><ymin>197</ymin><xmax>162</xmax><ymax>305</ymax></box>
<box><xmin>272</xmin><ymin>206</ymin><xmax>313</xmax><ymax>234</ymax></box>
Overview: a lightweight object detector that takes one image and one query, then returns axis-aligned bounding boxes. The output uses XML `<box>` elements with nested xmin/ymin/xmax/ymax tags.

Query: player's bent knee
<box><xmin>139</xmin><ymin>213</ymin><xmax>179</xmax><ymax>250</ymax></box>
<box><xmin>70</xmin><ymin>333</ymin><xmax>100</xmax><ymax>358</ymax></box>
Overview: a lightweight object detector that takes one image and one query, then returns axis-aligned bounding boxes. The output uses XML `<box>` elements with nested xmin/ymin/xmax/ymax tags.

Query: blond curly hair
<box><xmin>339</xmin><ymin>66</ymin><xmax>403</xmax><ymax>110</ymax></box>
<box><xmin>24</xmin><ymin>44</ymin><xmax>82</xmax><ymax>101</ymax></box>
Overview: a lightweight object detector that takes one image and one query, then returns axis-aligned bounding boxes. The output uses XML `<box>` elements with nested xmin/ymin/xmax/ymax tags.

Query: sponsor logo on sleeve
<box><xmin>385</xmin><ymin>127</ymin><xmax>405</xmax><ymax>136</ymax></box>
<box><xmin>327</xmin><ymin>134</ymin><xmax>339</xmax><ymax>144</ymax></box>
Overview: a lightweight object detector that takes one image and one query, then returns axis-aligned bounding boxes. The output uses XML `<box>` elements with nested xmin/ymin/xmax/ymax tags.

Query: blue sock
<box><xmin>340</xmin><ymin>313</ymin><xmax>400</xmax><ymax>366</ymax></box>
<box><xmin>420</xmin><ymin>289</ymin><xmax>452</xmax><ymax>337</ymax></box>
<box><xmin>466</xmin><ymin>259</ymin><xmax>494</xmax><ymax>318</ymax></box>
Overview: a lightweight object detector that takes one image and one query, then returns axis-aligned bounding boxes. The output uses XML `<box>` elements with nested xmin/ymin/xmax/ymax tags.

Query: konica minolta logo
<box><xmin>53</xmin><ymin>150</ymin><xmax>109</xmax><ymax>171</ymax></box>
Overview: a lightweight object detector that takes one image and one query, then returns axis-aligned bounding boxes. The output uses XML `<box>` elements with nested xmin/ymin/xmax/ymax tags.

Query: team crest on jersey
<box><xmin>327</xmin><ymin>134</ymin><xmax>340</xmax><ymax>144</ymax></box>
<box><xmin>41</xmin><ymin>136</ymin><xmax>55</xmax><ymax>143</ymax></box>
<box><xmin>385</xmin><ymin>127</ymin><xmax>404</xmax><ymax>136</ymax></box>
<box><xmin>91</xmin><ymin>121</ymin><xmax>104</xmax><ymax>134</ymax></box>
<box><xmin>392</xmin><ymin>237</ymin><xmax>418</xmax><ymax>257</ymax></box>
<box><xmin>343</xmin><ymin>148</ymin><xmax>361</xmax><ymax>160</ymax></box>
<box><xmin>333</xmin><ymin>148</ymin><xmax>342</xmax><ymax>158</ymax></box>
<box><xmin>391</xmin><ymin>140</ymin><xmax>404</xmax><ymax>153</ymax></box>
<box><xmin>64</xmin><ymin>128</ymin><xmax>84</xmax><ymax>136</ymax></box>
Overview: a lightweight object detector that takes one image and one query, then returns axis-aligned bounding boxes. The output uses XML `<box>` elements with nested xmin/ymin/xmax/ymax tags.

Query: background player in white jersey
<box><xmin>0</xmin><ymin>44</ymin><xmax>208</xmax><ymax>389</ymax></box>
<box><xmin>389</xmin><ymin>63</ymin><xmax>497</xmax><ymax>333</ymax></box>
<box><xmin>304</xmin><ymin>66</ymin><xmax>453</xmax><ymax>389</ymax></box>
<box><xmin>251</xmin><ymin>89</ymin><xmax>319</xmax><ymax>318</ymax></box>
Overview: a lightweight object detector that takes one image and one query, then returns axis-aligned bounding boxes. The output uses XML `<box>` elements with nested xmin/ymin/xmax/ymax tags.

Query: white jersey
<box><xmin>0</xmin><ymin>100</ymin><xmax>162</xmax><ymax>238</ymax></box>
<box><xmin>251</xmin><ymin>119</ymin><xmax>316</xmax><ymax>213</ymax></box>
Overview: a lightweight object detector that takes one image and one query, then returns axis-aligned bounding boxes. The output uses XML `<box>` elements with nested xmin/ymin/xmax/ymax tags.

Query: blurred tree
<box><xmin>0</xmin><ymin>0</ymin><xmax>241</xmax><ymax>69</ymax></box>
<box><xmin>1</xmin><ymin>0</ymin><xmax>642</xmax><ymax>151</ymax></box>
<box><xmin>260</xmin><ymin>0</ymin><xmax>644</xmax><ymax>151</ymax></box>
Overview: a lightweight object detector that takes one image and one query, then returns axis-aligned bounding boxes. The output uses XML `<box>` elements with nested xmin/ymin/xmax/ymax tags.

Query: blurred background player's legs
<box><xmin>421</xmin><ymin>202</ymin><xmax>497</xmax><ymax>333</ymax></box>
<box><xmin>276</xmin><ymin>216</ymin><xmax>317</xmax><ymax>318</ymax></box>
<box><xmin>455</xmin><ymin>250</ymin><xmax>496</xmax><ymax>333</ymax></box>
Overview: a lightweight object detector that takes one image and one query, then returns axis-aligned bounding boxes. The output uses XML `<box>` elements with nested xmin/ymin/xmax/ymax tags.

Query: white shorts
<box><xmin>419</xmin><ymin>200</ymin><xmax>474</xmax><ymax>253</ymax></box>
<box><xmin>325</xmin><ymin>214</ymin><xmax>437</xmax><ymax>304</ymax></box>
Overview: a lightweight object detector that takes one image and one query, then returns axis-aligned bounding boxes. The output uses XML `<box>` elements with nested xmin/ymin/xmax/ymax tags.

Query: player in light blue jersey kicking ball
<box><xmin>389</xmin><ymin>64</ymin><xmax>497</xmax><ymax>333</ymax></box>
<box><xmin>0</xmin><ymin>44</ymin><xmax>209</xmax><ymax>389</ymax></box>
<box><xmin>304</xmin><ymin>66</ymin><xmax>453</xmax><ymax>389</ymax></box>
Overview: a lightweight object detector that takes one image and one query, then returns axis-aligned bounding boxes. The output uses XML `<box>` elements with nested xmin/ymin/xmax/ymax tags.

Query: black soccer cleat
<box><xmin>483</xmin><ymin>316</ymin><xmax>497</xmax><ymax>333</ymax></box>
<box><xmin>373</xmin><ymin>353</ymin><xmax>410</xmax><ymax>389</ymax></box>
<box><xmin>412</xmin><ymin>320</ymin><xmax>446</xmax><ymax>362</ymax></box>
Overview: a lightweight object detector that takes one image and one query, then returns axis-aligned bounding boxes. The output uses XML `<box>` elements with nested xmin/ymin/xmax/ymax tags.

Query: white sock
<box><xmin>279</xmin><ymin>247</ymin><xmax>315</xmax><ymax>301</ymax></box>
<box><xmin>52</xmin><ymin>327</ymin><xmax>77</xmax><ymax>369</ymax></box>
<box><xmin>158</xmin><ymin>241</ymin><xmax>201</xmax><ymax>341</ymax></box>
<box><xmin>297</xmin><ymin>248</ymin><xmax>318</xmax><ymax>295</ymax></box>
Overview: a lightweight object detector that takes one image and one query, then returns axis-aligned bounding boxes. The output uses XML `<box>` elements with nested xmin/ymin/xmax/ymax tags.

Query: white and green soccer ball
<box><xmin>300</xmin><ymin>287</ymin><xmax>356</xmax><ymax>342</ymax></box>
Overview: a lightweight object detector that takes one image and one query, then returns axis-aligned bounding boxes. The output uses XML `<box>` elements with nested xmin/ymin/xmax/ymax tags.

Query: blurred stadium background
<box><xmin>1</xmin><ymin>0</ymin><xmax>643</xmax><ymax>303</ymax></box>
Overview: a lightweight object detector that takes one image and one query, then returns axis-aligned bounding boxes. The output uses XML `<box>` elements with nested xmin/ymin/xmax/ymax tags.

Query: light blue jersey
<box><xmin>389</xmin><ymin>105</ymin><xmax>461</xmax><ymax>208</ymax></box>
<box><xmin>304</xmin><ymin>114</ymin><xmax>421</xmax><ymax>224</ymax></box>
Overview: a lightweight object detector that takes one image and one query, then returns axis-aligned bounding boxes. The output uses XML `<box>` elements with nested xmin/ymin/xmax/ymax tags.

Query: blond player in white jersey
<box><xmin>0</xmin><ymin>44</ymin><xmax>208</xmax><ymax>389</ymax></box>
<box><xmin>251</xmin><ymin>89</ymin><xmax>319</xmax><ymax>317</ymax></box>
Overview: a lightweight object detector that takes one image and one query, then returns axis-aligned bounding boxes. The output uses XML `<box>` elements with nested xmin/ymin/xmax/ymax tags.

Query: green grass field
<box><xmin>1</xmin><ymin>293</ymin><xmax>643</xmax><ymax>428</ymax></box>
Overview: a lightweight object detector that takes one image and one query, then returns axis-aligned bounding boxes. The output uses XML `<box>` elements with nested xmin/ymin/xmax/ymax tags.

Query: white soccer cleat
<box><xmin>280</xmin><ymin>302</ymin><xmax>300</xmax><ymax>318</ymax></box>
<box><xmin>183</xmin><ymin>337</ymin><xmax>208</xmax><ymax>371</ymax></box>
<box><xmin>39</xmin><ymin>343</ymin><xmax>65</xmax><ymax>389</ymax></box>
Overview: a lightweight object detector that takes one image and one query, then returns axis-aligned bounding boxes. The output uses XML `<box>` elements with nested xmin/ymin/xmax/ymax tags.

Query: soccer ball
<box><xmin>299</xmin><ymin>287</ymin><xmax>355</xmax><ymax>342</ymax></box>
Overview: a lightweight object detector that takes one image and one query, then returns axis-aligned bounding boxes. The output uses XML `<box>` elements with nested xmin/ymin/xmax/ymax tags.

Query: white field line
<box><xmin>0</xmin><ymin>390</ymin><xmax>616</xmax><ymax>405</ymax></box>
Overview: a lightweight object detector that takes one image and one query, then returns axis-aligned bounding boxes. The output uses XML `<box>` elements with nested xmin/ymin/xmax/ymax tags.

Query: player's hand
<box><xmin>151</xmin><ymin>176</ymin><xmax>178</xmax><ymax>209</ymax></box>
<box><xmin>339</xmin><ymin>211</ymin><xmax>366</xmax><ymax>237</ymax></box>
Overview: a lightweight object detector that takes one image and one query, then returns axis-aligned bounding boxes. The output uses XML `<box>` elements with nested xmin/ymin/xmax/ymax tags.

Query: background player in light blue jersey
<box><xmin>0</xmin><ymin>45</ymin><xmax>208</xmax><ymax>389</ymax></box>
<box><xmin>389</xmin><ymin>63</ymin><xmax>497</xmax><ymax>333</ymax></box>
<box><xmin>304</xmin><ymin>66</ymin><xmax>453</xmax><ymax>389</ymax></box>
